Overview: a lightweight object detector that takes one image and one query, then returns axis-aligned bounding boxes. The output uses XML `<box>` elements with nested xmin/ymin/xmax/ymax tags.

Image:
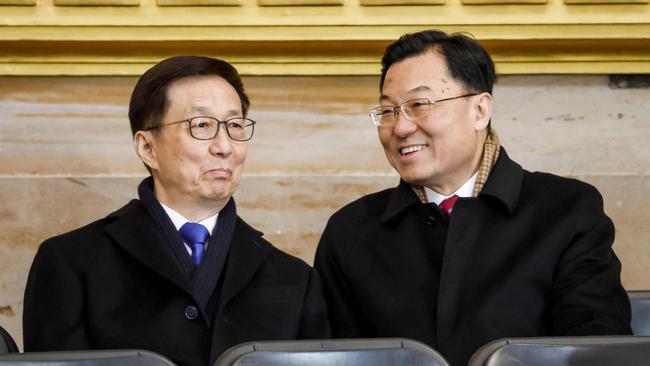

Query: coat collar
<box><xmin>380</xmin><ymin>180</ymin><xmax>422</xmax><ymax>223</ymax></box>
<box><xmin>380</xmin><ymin>146</ymin><xmax>524</xmax><ymax>221</ymax></box>
<box><xmin>478</xmin><ymin>147</ymin><xmax>523</xmax><ymax>215</ymax></box>
<box><xmin>104</xmin><ymin>200</ymin><xmax>194</xmax><ymax>294</ymax></box>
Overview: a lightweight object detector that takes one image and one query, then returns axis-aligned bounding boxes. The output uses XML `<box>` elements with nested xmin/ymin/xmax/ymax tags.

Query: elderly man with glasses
<box><xmin>23</xmin><ymin>56</ymin><xmax>330</xmax><ymax>366</ymax></box>
<box><xmin>315</xmin><ymin>30</ymin><xmax>631</xmax><ymax>366</ymax></box>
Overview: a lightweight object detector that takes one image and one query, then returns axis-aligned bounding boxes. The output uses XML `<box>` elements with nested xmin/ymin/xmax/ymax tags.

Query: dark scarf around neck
<box><xmin>137</xmin><ymin>176</ymin><xmax>237</xmax><ymax>309</ymax></box>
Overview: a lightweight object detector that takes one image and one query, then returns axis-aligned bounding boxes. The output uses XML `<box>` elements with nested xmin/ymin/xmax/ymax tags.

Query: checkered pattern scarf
<box><xmin>411</xmin><ymin>129</ymin><xmax>501</xmax><ymax>203</ymax></box>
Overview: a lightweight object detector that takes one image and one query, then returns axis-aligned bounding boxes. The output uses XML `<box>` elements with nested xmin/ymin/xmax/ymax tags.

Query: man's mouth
<box><xmin>207</xmin><ymin>168</ymin><xmax>232</xmax><ymax>177</ymax></box>
<box><xmin>400</xmin><ymin>144</ymin><xmax>427</xmax><ymax>156</ymax></box>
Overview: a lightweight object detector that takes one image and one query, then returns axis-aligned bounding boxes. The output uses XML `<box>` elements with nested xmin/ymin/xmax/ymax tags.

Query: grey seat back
<box><xmin>0</xmin><ymin>326</ymin><xmax>18</xmax><ymax>354</ymax></box>
<box><xmin>468</xmin><ymin>336</ymin><xmax>650</xmax><ymax>366</ymax></box>
<box><xmin>0</xmin><ymin>350</ymin><xmax>176</xmax><ymax>366</ymax></box>
<box><xmin>214</xmin><ymin>338</ymin><xmax>450</xmax><ymax>366</ymax></box>
<box><xmin>630</xmin><ymin>291</ymin><xmax>650</xmax><ymax>335</ymax></box>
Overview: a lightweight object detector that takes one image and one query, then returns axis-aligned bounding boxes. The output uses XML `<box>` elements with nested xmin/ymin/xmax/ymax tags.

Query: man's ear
<box><xmin>473</xmin><ymin>92</ymin><xmax>493</xmax><ymax>131</ymax></box>
<box><xmin>133</xmin><ymin>130</ymin><xmax>159</xmax><ymax>171</ymax></box>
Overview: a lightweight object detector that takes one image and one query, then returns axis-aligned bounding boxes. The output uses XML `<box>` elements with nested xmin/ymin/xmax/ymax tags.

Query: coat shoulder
<box><xmin>328</xmin><ymin>186</ymin><xmax>396</xmax><ymax>226</ymax></box>
<box><xmin>316</xmin><ymin>186</ymin><xmax>398</xmax><ymax>258</ymax></box>
<box><xmin>236</xmin><ymin>216</ymin><xmax>313</xmax><ymax>273</ymax></box>
<box><xmin>524</xmin><ymin>171</ymin><xmax>604</xmax><ymax>206</ymax></box>
<box><xmin>39</xmin><ymin>199</ymin><xmax>142</xmax><ymax>253</ymax></box>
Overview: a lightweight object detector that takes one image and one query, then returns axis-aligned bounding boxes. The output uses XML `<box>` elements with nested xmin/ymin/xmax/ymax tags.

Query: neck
<box><xmin>161</xmin><ymin>201</ymin><xmax>223</xmax><ymax>222</ymax></box>
<box><xmin>152</xmin><ymin>184</ymin><xmax>226</xmax><ymax>222</ymax></box>
<box><xmin>427</xmin><ymin>169</ymin><xmax>477</xmax><ymax>197</ymax></box>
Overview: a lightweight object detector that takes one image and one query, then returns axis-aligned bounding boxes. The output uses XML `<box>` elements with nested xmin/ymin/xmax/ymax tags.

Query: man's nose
<box><xmin>209</xmin><ymin>125</ymin><xmax>233</xmax><ymax>156</ymax></box>
<box><xmin>392</xmin><ymin>109</ymin><xmax>418</xmax><ymax>137</ymax></box>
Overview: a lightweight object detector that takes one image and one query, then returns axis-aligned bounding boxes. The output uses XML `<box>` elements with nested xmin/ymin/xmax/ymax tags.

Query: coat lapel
<box><xmin>381</xmin><ymin>180</ymin><xmax>422</xmax><ymax>222</ymax></box>
<box><xmin>218</xmin><ymin>218</ymin><xmax>270</xmax><ymax>308</ymax></box>
<box><xmin>105</xmin><ymin>200</ymin><xmax>194</xmax><ymax>295</ymax></box>
<box><xmin>478</xmin><ymin>148</ymin><xmax>524</xmax><ymax>215</ymax></box>
<box><xmin>208</xmin><ymin>218</ymin><xmax>270</xmax><ymax>364</ymax></box>
<box><xmin>436</xmin><ymin>148</ymin><xmax>525</xmax><ymax>353</ymax></box>
<box><xmin>435</xmin><ymin>197</ymin><xmax>484</xmax><ymax>353</ymax></box>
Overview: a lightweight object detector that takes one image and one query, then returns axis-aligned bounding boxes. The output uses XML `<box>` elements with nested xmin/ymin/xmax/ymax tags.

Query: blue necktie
<box><xmin>179</xmin><ymin>222</ymin><xmax>210</xmax><ymax>266</ymax></box>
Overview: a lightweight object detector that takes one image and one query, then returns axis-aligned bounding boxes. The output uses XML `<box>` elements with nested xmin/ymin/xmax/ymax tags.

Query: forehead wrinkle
<box><xmin>187</xmin><ymin>105</ymin><xmax>241</xmax><ymax>118</ymax></box>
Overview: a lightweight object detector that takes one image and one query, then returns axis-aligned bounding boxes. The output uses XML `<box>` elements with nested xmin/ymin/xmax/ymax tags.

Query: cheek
<box><xmin>430</xmin><ymin>113</ymin><xmax>471</xmax><ymax>140</ymax></box>
<box><xmin>183</xmin><ymin>152</ymin><xmax>206</xmax><ymax>172</ymax></box>
<box><xmin>186</xmin><ymin>149</ymin><xmax>206</xmax><ymax>164</ymax></box>
<box><xmin>437</xmin><ymin>130</ymin><xmax>478</xmax><ymax>164</ymax></box>
<box><xmin>233</xmin><ymin>145</ymin><xmax>249</xmax><ymax>169</ymax></box>
<box><xmin>179</xmin><ymin>146</ymin><xmax>211</xmax><ymax>179</ymax></box>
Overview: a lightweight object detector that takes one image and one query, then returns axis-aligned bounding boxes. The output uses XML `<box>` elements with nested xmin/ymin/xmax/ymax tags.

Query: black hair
<box><xmin>129</xmin><ymin>55</ymin><xmax>249</xmax><ymax>136</ymax></box>
<box><xmin>380</xmin><ymin>30</ymin><xmax>495</xmax><ymax>96</ymax></box>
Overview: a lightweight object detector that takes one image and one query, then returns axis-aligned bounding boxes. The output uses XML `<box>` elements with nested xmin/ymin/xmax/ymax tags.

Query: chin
<box><xmin>210</xmin><ymin>190</ymin><xmax>234</xmax><ymax>200</ymax></box>
<box><xmin>401</xmin><ymin>177</ymin><xmax>427</xmax><ymax>187</ymax></box>
<box><xmin>197</xmin><ymin>187</ymin><xmax>233</xmax><ymax>202</ymax></box>
<box><xmin>396</xmin><ymin>168</ymin><xmax>433</xmax><ymax>185</ymax></box>
<box><xmin>398</xmin><ymin>175</ymin><xmax>423</xmax><ymax>186</ymax></box>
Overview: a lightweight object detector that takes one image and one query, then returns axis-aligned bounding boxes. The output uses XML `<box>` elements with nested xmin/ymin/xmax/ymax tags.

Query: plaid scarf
<box><xmin>411</xmin><ymin>129</ymin><xmax>501</xmax><ymax>203</ymax></box>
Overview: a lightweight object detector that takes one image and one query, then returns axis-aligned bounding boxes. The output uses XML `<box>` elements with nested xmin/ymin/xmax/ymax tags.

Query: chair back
<box><xmin>629</xmin><ymin>290</ymin><xmax>650</xmax><ymax>335</ymax></box>
<box><xmin>0</xmin><ymin>350</ymin><xmax>176</xmax><ymax>366</ymax></box>
<box><xmin>0</xmin><ymin>326</ymin><xmax>18</xmax><ymax>353</ymax></box>
<box><xmin>468</xmin><ymin>336</ymin><xmax>650</xmax><ymax>366</ymax></box>
<box><xmin>214</xmin><ymin>338</ymin><xmax>450</xmax><ymax>366</ymax></box>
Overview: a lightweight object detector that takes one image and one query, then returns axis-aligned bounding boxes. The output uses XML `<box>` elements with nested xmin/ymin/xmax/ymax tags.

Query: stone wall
<box><xmin>1</xmin><ymin>75</ymin><xmax>648</xmax><ymax>349</ymax></box>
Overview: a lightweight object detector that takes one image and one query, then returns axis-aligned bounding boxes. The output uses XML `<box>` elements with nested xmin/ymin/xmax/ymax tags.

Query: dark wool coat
<box><xmin>23</xmin><ymin>199</ymin><xmax>330</xmax><ymax>366</ymax></box>
<box><xmin>315</xmin><ymin>148</ymin><xmax>631</xmax><ymax>366</ymax></box>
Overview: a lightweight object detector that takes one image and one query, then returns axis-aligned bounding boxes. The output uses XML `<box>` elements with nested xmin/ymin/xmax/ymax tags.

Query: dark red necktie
<box><xmin>439</xmin><ymin>195</ymin><xmax>459</xmax><ymax>218</ymax></box>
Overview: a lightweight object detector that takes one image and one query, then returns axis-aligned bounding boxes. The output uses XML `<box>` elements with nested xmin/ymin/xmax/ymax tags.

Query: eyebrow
<box><xmin>380</xmin><ymin>85</ymin><xmax>433</xmax><ymax>102</ymax></box>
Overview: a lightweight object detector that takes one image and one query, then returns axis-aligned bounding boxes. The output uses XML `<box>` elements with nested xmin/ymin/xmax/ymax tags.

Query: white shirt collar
<box><xmin>424</xmin><ymin>172</ymin><xmax>478</xmax><ymax>205</ymax></box>
<box><xmin>159</xmin><ymin>203</ymin><xmax>218</xmax><ymax>255</ymax></box>
<box><xmin>159</xmin><ymin>202</ymin><xmax>218</xmax><ymax>235</ymax></box>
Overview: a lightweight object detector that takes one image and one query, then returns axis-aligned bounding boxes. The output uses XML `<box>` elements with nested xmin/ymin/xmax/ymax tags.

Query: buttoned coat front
<box><xmin>23</xmin><ymin>199</ymin><xmax>330</xmax><ymax>366</ymax></box>
<box><xmin>315</xmin><ymin>148</ymin><xmax>631</xmax><ymax>366</ymax></box>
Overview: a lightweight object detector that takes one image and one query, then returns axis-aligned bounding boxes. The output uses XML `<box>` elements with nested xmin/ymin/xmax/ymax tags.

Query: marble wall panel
<box><xmin>0</xmin><ymin>76</ymin><xmax>388</xmax><ymax>176</ymax></box>
<box><xmin>0</xmin><ymin>77</ymin><xmax>140</xmax><ymax>175</ymax></box>
<box><xmin>492</xmin><ymin>76</ymin><xmax>650</xmax><ymax>176</ymax></box>
<box><xmin>582</xmin><ymin>175</ymin><xmax>650</xmax><ymax>290</ymax></box>
<box><xmin>0</xmin><ymin>177</ymin><xmax>140</xmax><ymax>351</ymax></box>
<box><xmin>1</xmin><ymin>76</ymin><xmax>648</xmax><ymax>176</ymax></box>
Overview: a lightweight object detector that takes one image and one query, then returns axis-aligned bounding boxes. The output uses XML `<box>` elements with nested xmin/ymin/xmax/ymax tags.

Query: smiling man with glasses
<box><xmin>23</xmin><ymin>55</ymin><xmax>330</xmax><ymax>366</ymax></box>
<box><xmin>315</xmin><ymin>30</ymin><xmax>631</xmax><ymax>366</ymax></box>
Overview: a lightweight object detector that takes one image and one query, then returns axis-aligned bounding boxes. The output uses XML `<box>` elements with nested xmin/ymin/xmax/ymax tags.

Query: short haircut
<box><xmin>129</xmin><ymin>55</ymin><xmax>250</xmax><ymax>136</ymax></box>
<box><xmin>379</xmin><ymin>30</ymin><xmax>496</xmax><ymax>95</ymax></box>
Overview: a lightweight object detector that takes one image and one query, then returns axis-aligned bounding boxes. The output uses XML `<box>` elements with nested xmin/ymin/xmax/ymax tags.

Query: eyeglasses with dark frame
<box><xmin>369</xmin><ymin>93</ymin><xmax>478</xmax><ymax>127</ymax></box>
<box><xmin>144</xmin><ymin>116</ymin><xmax>256</xmax><ymax>141</ymax></box>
